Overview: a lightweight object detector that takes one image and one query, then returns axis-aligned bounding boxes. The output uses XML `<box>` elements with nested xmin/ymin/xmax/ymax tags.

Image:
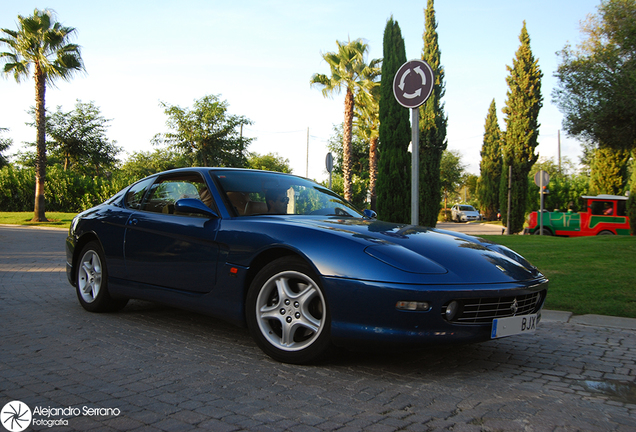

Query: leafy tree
<box><xmin>419</xmin><ymin>0</ymin><xmax>448</xmax><ymax>227</ymax></box>
<box><xmin>311</xmin><ymin>38</ymin><xmax>380</xmax><ymax>201</ymax></box>
<box><xmin>43</xmin><ymin>100</ymin><xmax>120</xmax><ymax>175</ymax></box>
<box><xmin>376</xmin><ymin>17</ymin><xmax>411</xmax><ymax>224</ymax></box>
<box><xmin>477</xmin><ymin>99</ymin><xmax>503</xmax><ymax>220</ymax></box>
<box><xmin>0</xmin><ymin>128</ymin><xmax>11</xmax><ymax>168</ymax></box>
<box><xmin>324</xmin><ymin>173</ymin><xmax>369</xmax><ymax>210</ymax></box>
<box><xmin>1</xmin><ymin>8</ymin><xmax>84</xmax><ymax>221</ymax></box>
<box><xmin>247</xmin><ymin>152</ymin><xmax>292</xmax><ymax>173</ymax></box>
<box><xmin>326</xmin><ymin>124</ymin><xmax>370</xmax><ymax>208</ymax></box>
<box><xmin>553</xmin><ymin>0</ymin><xmax>636</xmax><ymax>233</ymax></box>
<box><xmin>459</xmin><ymin>174</ymin><xmax>479</xmax><ymax>208</ymax></box>
<box><xmin>153</xmin><ymin>95</ymin><xmax>253</xmax><ymax>168</ymax></box>
<box><xmin>553</xmin><ymin>0</ymin><xmax>636</xmax><ymax>152</ymax></box>
<box><xmin>326</xmin><ymin>124</ymin><xmax>370</xmax><ymax>181</ymax></box>
<box><xmin>589</xmin><ymin>146</ymin><xmax>631</xmax><ymax>195</ymax></box>
<box><xmin>527</xmin><ymin>156</ymin><xmax>589</xmax><ymax>213</ymax></box>
<box><xmin>578</xmin><ymin>140</ymin><xmax>597</xmax><ymax>176</ymax></box>
<box><xmin>439</xmin><ymin>149</ymin><xmax>465</xmax><ymax>210</ymax></box>
<box><xmin>499</xmin><ymin>22</ymin><xmax>543</xmax><ymax>234</ymax></box>
<box><xmin>119</xmin><ymin>149</ymin><xmax>189</xmax><ymax>179</ymax></box>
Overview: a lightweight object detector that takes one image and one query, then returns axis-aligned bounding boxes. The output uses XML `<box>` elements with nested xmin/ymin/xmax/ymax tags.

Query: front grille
<box><xmin>443</xmin><ymin>290</ymin><xmax>545</xmax><ymax>324</ymax></box>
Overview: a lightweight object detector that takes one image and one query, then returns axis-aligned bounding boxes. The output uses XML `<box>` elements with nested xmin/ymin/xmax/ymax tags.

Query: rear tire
<box><xmin>597</xmin><ymin>230</ymin><xmax>614</xmax><ymax>235</ymax></box>
<box><xmin>246</xmin><ymin>256</ymin><xmax>331</xmax><ymax>364</ymax></box>
<box><xmin>76</xmin><ymin>241</ymin><xmax>128</xmax><ymax>312</ymax></box>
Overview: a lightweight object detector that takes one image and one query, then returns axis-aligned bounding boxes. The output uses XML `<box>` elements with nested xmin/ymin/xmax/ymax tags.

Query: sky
<box><xmin>1</xmin><ymin>0</ymin><xmax>602</xmax><ymax>181</ymax></box>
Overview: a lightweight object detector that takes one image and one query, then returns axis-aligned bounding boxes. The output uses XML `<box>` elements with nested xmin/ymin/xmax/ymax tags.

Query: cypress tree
<box><xmin>419</xmin><ymin>0</ymin><xmax>448</xmax><ymax>227</ymax></box>
<box><xmin>477</xmin><ymin>99</ymin><xmax>503</xmax><ymax>221</ymax></box>
<box><xmin>589</xmin><ymin>146</ymin><xmax>631</xmax><ymax>195</ymax></box>
<box><xmin>376</xmin><ymin>17</ymin><xmax>411</xmax><ymax>224</ymax></box>
<box><xmin>500</xmin><ymin>22</ymin><xmax>543</xmax><ymax>233</ymax></box>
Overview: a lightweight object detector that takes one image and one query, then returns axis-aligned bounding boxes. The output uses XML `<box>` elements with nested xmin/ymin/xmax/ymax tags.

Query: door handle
<box><xmin>129</xmin><ymin>218</ymin><xmax>138</xmax><ymax>226</ymax></box>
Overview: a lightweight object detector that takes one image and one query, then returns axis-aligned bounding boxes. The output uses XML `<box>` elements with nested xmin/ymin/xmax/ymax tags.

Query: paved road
<box><xmin>437</xmin><ymin>222</ymin><xmax>507</xmax><ymax>236</ymax></box>
<box><xmin>1</xmin><ymin>225</ymin><xmax>635</xmax><ymax>431</ymax></box>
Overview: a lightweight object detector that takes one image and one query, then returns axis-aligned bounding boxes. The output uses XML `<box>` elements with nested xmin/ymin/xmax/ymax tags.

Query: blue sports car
<box><xmin>66</xmin><ymin>168</ymin><xmax>548</xmax><ymax>364</ymax></box>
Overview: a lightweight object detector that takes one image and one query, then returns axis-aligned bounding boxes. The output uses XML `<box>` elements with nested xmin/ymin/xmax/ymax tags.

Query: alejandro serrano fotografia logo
<box><xmin>1</xmin><ymin>401</ymin><xmax>31</xmax><ymax>432</ymax></box>
<box><xmin>1</xmin><ymin>401</ymin><xmax>120</xmax><ymax>431</ymax></box>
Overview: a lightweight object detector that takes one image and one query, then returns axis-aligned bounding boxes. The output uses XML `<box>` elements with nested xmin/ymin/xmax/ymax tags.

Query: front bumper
<box><xmin>65</xmin><ymin>234</ymin><xmax>76</xmax><ymax>286</ymax></box>
<box><xmin>322</xmin><ymin>276</ymin><xmax>547</xmax><ymax>347</ymax></box>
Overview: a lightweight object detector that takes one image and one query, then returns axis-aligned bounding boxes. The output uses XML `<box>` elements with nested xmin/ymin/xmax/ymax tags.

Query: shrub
<box><xmin>438</xmin><ymin>209</ymin><xmax>452</xmax><ymax>222</ymax></box>
<box><xmin>0</xmin><ymin>165</ymin><xmax>141</xmax><ymax>213</ymax></box>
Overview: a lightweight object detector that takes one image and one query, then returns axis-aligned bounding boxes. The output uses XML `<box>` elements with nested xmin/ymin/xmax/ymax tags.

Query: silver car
<box><xmin>451</xmin><ymin>204</ymin><xmax>480</xmax><ymax>222</ymax></box>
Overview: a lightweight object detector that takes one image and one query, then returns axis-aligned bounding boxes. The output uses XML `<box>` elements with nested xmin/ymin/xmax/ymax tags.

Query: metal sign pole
<box><xmin>325</xmin><ymin>153</ymin><xmax>333</xmax><ymax>190</ymax></box>
<box><xmin>533</xmin><ymin>170</ymin><xmax>550</xmax><ymax>236</ymax></box>
<box><xmin>411</xmin><ymin>108</ymin><xmax>419</xmax><ymax>226</ymax></box>
<box><xmin>507</xmin><ymin>165</ymin><xmax>512</xmax><ymax>235</ymax></box>
<box><xmin>539</xmin><ymin>174</ymin><xmax>544</xmax><ymax>236</ymax></box>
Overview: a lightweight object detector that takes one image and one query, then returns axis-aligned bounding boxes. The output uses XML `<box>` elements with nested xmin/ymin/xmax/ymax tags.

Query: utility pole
<box><xmin>507</xmin><ymin>165</ymin><xmax>512</xmax><ymax>235</ymax></box>
<box><xmin>306</xmin><ymin>127</ymin><xmax>309</xmax><ymax>178</ymax></box>
<box><xmin>558</xmin><ymin>129</ymin><xmax>561</xmax><ymax>174</ymax></box>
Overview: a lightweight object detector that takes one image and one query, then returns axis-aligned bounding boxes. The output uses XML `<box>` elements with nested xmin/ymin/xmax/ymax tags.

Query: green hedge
<box><xmin>0</xmin><ymin>165</ymin><xmax>138</xmax><ymax>213</ymax></box>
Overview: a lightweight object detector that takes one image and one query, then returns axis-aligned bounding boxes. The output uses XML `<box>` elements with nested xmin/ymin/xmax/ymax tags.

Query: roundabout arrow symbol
<box><xmin>403</xmin><ymin>88</ymin><xmax>421</xmax><ymax>99</ymax></box>
<box><xmin>398</xmin><ymin>69</ymin><xmax>410</xmax><ymax>91</ymax></box>
<box><xmin>413</xmin><ymin>66</ymin><xmax>427</xmax><ymax>86</ymax></box>
<box><xmin>393</xmin><ymin>59</ymin><xmax>434</xmax><ymax>109</ymax></box>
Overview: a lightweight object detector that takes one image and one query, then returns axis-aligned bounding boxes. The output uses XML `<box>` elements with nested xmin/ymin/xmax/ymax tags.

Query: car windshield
<box><xmin>460</xmin><ymin>205</ymin><xmax>476</xmax><ymax>211</ymax></box>
<box><xmin>212</xmin><ymin>170</ymin><xmax>364</xmax><ymax>218</ymax></box>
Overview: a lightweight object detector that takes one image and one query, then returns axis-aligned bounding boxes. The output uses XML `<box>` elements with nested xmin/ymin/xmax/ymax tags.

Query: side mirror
<box><xmin>363</xmin><ymin>209</ymin><xmax>378</xmax><ymax>220</ymax></box>
<box><xmin>175</xmin><ymin>198</ymin><xmax>219</xmax><ymax>218</ymax></box>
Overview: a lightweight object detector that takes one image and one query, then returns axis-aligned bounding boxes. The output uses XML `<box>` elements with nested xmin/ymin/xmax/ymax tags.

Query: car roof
<box><xmin>582</xmin><ymin>194</ymin><xmax>628</xmax><ymax>201</ymax></box>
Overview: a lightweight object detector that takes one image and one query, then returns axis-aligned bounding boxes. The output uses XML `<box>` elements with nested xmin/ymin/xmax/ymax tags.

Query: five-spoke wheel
<box><xmin>246</xmin><ymin>256</ymin><xmax>331</xmax><ymax>364</ymax></box>
<box><xmin>75</xmin><ymin>241</ymin><xmax>127</xmax><ymax>312</ymax></box>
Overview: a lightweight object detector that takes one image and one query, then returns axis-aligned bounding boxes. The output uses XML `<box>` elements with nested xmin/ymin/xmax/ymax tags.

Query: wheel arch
<box><xmin>242</xmin><ymin>247</ymin><xmax>322</xmax><ymax>311</ymax></box>
<box><xmin>596</xmin><ymin>229</ymin><xmax>615</xmax><ymax>235</ymax></box>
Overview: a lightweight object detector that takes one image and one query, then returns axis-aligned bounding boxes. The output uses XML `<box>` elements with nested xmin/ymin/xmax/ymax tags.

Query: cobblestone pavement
<box><xmin>1</xmin><ymin>225</ymin><xmax>635</xmax><ymax>431</ymax></box>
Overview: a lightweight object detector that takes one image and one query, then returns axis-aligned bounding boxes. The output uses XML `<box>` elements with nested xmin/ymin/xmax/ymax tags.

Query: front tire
<box><xmin>533</xmin><ymin>228</ymin><xmax>552</xmax><ymax>236</ymax></box>
<box><xmin>246</xmin><ymin>256</ymin><xmax>331</xmax><ymax>364</ymax></box>
<box><xmin>76</xmin><ymin>241</ymin><xmax>128</xmax><ymax>312</ymax></box>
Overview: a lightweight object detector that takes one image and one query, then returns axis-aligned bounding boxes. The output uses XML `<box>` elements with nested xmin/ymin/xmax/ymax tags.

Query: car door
<box><xmin>124</xmin><ymin>172</ymin><xmax>220</xmax><ymax>293</ymax></box>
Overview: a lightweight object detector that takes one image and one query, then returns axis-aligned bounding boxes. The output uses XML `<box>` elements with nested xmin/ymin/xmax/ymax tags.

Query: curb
<box><xmin>543</xmin><ymin>309</ymin><xmax>636</xmax><ymax>330</ymax></box>
<box><xmin>0</xmin><ymin>223</ymin><xmax>67</xmax><ymax>231</ymax></box>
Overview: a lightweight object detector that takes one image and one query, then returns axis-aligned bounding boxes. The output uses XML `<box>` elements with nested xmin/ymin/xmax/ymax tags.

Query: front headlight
<box><xmin>70</xmin><ymin>216</ymin><xmax>80</xmax><ymax>234</ymax></box>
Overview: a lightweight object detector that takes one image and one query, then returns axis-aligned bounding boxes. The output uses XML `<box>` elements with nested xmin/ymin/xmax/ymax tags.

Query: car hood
<box><xmin>275</xmin><ymin>216</ymin><xmax>543</xmax><ymax>284</ymax></box>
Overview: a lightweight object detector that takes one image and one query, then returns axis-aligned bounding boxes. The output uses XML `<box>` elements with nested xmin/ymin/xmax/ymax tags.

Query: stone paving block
<box><xmin>150</xmin><ymin>417</ymin><xmax>193</xmax><ymax>432</ymax></box>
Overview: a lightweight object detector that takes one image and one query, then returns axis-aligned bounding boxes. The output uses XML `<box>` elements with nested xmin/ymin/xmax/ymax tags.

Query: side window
<box><xmin>617</xmin><ymin>201</ymin><xmax>627</xmax><ymax>217</ymax></box>
<box><xmin>141</xmin><ymin>174</ymin><xmax>214</xmax><ymax>216</ymax></box>
<box><xmin>591</xmin><ymin>201</ymin><xmax>615</xmax><ymax>216</ymax></box>
<box><xmin>125</xmin><ymin>178</ymin><xmax>155</xmax><ymax>210</ymax></box>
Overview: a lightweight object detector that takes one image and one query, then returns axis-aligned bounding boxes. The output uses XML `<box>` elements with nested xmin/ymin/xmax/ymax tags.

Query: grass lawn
<box><xmin>0</xmin><ymin>212</ymin><xmax>76</xmax><ymax>228</ymax></box>
<box><xmin>482</xmin><ymin>235</ymin><xmax>636</xmax><ymax>319</ymax></box>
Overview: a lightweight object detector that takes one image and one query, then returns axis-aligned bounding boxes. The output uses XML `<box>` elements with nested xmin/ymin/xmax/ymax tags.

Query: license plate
<box><xmin>491</xmin><ymin>314</ymin><xmax>538</xmax><ymax>338</ymax></box>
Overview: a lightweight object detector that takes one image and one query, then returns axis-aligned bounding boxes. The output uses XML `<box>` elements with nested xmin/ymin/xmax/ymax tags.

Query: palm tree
<box><xmin>354</xmin><ymin>77</ymin><xmax>380</xmax><ymax>210</ymax></box>
<box><xmin>311</xmin><ymin>39</ymin><xmax>380</xmax><ymax>202</ymax></box>
<box><xmin>1</xmin><ymin>9</ymin><xmax>84</xmax><ymax>221</ymax></box>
